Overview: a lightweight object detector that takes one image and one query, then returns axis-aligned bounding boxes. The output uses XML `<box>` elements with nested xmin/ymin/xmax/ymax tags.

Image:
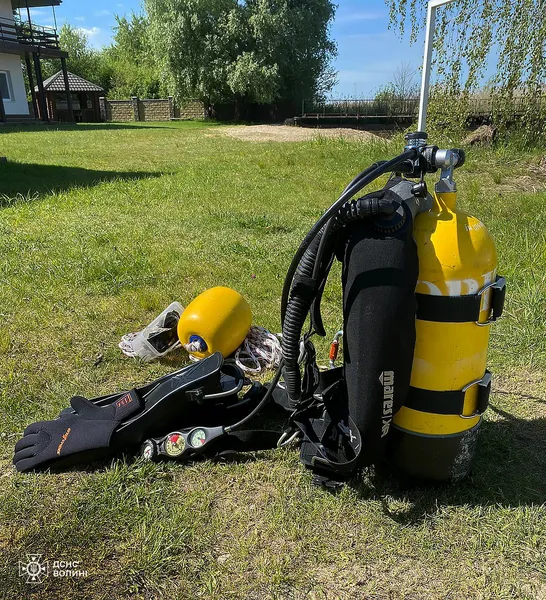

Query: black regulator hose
<box><xmin>281</xmin><ymin>194</ymin><xmax>398</xmax><ymax>403</ymax></box>
<box><xmin>280</xmin><ymin>148</ymin><xmax>420</xmax><ymax>403</ymax></box>
<box><xmin>280</xmin><ymin>148</ymin><xmax>418</xmax><ymax>323</ymax></box>
<box><xmin>342</xmin><ymin>161</ymin><xmax>387</xmax><ymax>194</ymax></box>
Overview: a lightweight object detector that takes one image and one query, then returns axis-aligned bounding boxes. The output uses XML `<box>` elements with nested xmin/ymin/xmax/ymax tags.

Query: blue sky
<box><xmin>26</xmin><ymin>0</ymin><xmax>429</xmax><ymax>97</ymax></box>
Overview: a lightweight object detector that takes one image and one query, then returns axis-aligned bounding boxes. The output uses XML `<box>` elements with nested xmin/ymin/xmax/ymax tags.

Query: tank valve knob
<box><xmin>452</xmin><ymin>148</ymin><xmax>466</xmax><ymax>168</ymax></box>
<box><xmin>411</xmin><ymin>181</ymin><xmax>428</xmax><ymax>198</ymax></box>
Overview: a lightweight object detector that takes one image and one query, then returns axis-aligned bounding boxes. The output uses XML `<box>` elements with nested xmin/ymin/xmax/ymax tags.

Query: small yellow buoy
<box><xmin>177</xmin><ymin>287</ymin><xmax>252</xmax><ymax>359</ymax></box>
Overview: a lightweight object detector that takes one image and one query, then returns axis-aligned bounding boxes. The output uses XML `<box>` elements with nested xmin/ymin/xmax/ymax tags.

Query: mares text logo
<box><xmin>379</xmin><ymin>371</ymin><xmax>394</xmax><ymax>437</ymax></box>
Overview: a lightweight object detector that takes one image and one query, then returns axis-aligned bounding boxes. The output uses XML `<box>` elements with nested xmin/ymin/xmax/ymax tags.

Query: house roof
<box><xmin>12</xmin><ymin>1</ymin><xmax>61</xmax><ymax>8</ymax></box>
<box><xmin>36</xmin><ymin>71</ymin><xmax>104</xmax><ymax>93</ymax></box>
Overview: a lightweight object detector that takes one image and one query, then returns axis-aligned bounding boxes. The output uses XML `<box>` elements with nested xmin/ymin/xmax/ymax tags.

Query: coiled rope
<box><xmin>187</xmin><ymin>326</ymin><xmax>282</xmax><ymax>374</ymax></box>
<box><xmin>234</xmin><ymin>326</ymin><xmax>282</xmax><ymax>374</ymax></box>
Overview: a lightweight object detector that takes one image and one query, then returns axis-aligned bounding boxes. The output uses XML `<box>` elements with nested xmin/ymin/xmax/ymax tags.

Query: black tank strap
<box><xmin>405</xmin><ymin>371</ymin><xmax>491</xmax><ymax>416</ymax></box>
<box><xmin>297</xmin><ymin>412</ymin><xmax>362</xmax><ymax>477</ymax></box>
<box><xmin>416</xmin><ymin>276</ymin><xmax>506</xmax><ymax>323</ymax></box>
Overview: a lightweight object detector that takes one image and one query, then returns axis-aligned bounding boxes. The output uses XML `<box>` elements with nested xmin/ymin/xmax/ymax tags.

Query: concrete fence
<box><xmin>99</xmin><ymin>96</ymin><xmax>206</xmax><ymax>122</ymax></box>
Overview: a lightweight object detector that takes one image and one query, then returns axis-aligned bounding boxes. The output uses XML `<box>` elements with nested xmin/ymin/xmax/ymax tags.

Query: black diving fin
<box><xmin>13</xmin><ymin>353</ymin><xmax>257</xmax><ymax>472</ymax></box>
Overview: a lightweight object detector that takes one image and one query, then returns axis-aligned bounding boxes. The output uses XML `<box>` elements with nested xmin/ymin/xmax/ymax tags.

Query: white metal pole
<box><xmin>418</xmin><ymin>0</ymin><xmax>459</xmax><ymax>132</ymax></box>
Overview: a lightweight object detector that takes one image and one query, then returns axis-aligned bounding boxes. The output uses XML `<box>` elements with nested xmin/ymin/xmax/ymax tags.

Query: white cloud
<box><xmin>76</xmin><ymin>27</ymin><xmax>101</xmax><ymax>38</ymax></box>
<box><xmin>94</xmin><ymin>9</ymin><xmax>112</xmax><ymax>17</ymax></box>
<box><xmin>27</xmin><ymin>9</ymin><xmax>55</xmax><ymax>26</ymax></box>
<box><xmin>74</xmin><ymin>16</ymin><xmax>85</xmax><ymax>22</ymax></box>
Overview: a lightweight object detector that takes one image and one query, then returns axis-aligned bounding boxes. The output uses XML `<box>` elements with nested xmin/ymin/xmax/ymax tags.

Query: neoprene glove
<box><xmin>13</xmin><ymin>392</ymin><xmax>141</xmax><ymax>473</ymax></box>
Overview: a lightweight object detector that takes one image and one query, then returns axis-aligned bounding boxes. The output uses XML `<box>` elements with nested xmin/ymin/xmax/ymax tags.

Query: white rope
<box><xmin>234</xmin><ymin>326</ymin><xmax>282</xmax><ymax>374</ymax></box>
<box><xmin>186</xmin><ymin>326</ymin><xmax>282</xmax><ymax>374</ymax></box>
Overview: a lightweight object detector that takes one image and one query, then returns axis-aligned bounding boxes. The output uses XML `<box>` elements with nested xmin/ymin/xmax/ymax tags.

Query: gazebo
<box><xmin>35</xmin><ymin>70</ymin><xmax>104</xmax><ymax>122</ymax></box>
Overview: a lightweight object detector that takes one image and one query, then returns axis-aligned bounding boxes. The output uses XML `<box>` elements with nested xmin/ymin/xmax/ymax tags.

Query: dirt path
<box><xmin>218</xmin><ymin>124</ymin><xmax>381</xmax><ymax>142</ymax></box>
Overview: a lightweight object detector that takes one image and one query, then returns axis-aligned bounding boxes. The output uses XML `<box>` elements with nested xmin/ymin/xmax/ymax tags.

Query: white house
<box><xmin>0</xmin><ymin>0</ymin><xmax>71</xmax><ymax>122</ymax></box>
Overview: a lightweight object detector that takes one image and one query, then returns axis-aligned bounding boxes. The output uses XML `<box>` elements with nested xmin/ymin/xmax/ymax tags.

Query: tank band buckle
<box><xmin>476</xmin><ymin>277</ymin><xmax>506</xmax><ymax>326</ymax></box>
<box><xmin>460</xmin><ymin>370</ymin><xmax>492</xmax><ymax>418</ymax></box>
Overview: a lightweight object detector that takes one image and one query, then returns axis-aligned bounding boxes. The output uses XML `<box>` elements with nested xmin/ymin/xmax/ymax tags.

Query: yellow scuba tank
<box><xmin>390</xmin><ymin>148</ymin><xmax>506</xmax><ymax>481</ymax></box>
<box><xmin>177</xmin><ymin>287</ymin><xmax>252</xmax><ymax>359</ymax></box>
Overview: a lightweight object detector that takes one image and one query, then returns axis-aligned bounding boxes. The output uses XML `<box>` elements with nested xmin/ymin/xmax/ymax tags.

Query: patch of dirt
<box><xmin>463</xmin><ymin>125</ymin><xmax>497</xmax><ymax>146</ymax></box>
<box><xmin>529</xmin><ymin>155</ymin><xmax>546</xmax><ymax>177</ymax></box>
<box><xmin>493</xmin><ymin>157</ymin><xmax>546</xmax><ymax>193</ymax></box>
<box><xmin>497</xmin><ymin>174</ymin><xmax>546</xmax><ymax>193</ymax></box>
<box><xmin>494</xmin><ymin>370</ymin><xmax>545</xmax><ymax>400</ymax></box>
<box><xmin>218</xmin><ymin>124</ymin><xmax>382</xmax><ymax>143</ymax></box>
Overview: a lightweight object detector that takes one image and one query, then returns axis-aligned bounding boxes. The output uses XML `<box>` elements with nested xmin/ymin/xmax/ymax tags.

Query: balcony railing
<box><xmin>0</xmin><ymin>18</ymin><xmax>60</xmax><ymax>50</ymax></box>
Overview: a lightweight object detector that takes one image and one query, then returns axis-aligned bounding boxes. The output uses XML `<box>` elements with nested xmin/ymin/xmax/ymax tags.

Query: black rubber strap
<box><xmin>416</xmin><ymin>276</ymin><xmax>506</xmax><ymax>323</ymax></box>
<box><xmin>405</xmin><ymin>387</ymin><xmax>466</xmax><ymax>415</ymax></box>
<box><xmin>416</xmin><ymin>292</ymin><xmax>482</xmax><ymax>323</ymax></box>
<box><xmin>406</xmin><ymin>372</ymin><xmax>491</xmax><ymax>416</ymax></box>
<box><xmin>297</xmin><ymin>414</ymin><xmax>362</xmax><ymax>476</ymax></box>
<box><xmin>290</xmin><ymin>276</ymin><xmax>320</xmax><ymax>302</ymax></box>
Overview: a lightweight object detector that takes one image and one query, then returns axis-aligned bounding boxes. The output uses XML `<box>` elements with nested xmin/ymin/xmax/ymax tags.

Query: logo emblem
<box><xmin>379</xmin><ymin>371</ymin><xmax>395</xmax><ymax>438</ymax></box>
<box><xmin>19</xmin><ymin>554</ymin><xmax>48</xmax><ymax>584</ymax></box>
<box><xmin>338</xmin><ymin>420</ymin><xmax>357</xmax><ymax>444</ymax></box>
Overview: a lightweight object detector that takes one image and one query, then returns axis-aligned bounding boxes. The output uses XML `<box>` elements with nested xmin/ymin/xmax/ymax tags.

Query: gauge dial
<box><xmin>164</xmin><ymin>432</ymin><xmax>186</xmax><ymax>457</ymax></box>
<box><xmin>141</xmin><ymin>440</ymin><xmax>156</xmax><ymax>460</ymax></box>
<box><xmin>188</xmin><ymin>428</ymin><xmax>207</xmax><ymax>448</ymax></box>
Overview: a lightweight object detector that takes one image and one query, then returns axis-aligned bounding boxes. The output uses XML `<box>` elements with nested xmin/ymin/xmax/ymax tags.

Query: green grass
<box><xmin>0</xmin><ymin>121</ymin><xmax>545</xmax><ymax>599</ymax></box>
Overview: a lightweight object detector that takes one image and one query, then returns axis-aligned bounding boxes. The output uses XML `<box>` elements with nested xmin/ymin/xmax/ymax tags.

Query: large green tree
<box><xmin>103</xmin><ymin>14</ymin><xmax>167</xmax><ymax>99</ymax></box>
<box><xmin>38</xmin><ymin>20</ymin><xmax>165</xmax><ymax>99</ymax></box>
<box><xmin>144</xmin><ymin>0</ymin><xmax>337</xmax><ymax>111</ymax></box>
<box><xmin>387</xmin><ymin>0</ymin><xmax>546</xmax><ymax>140</ymax></box>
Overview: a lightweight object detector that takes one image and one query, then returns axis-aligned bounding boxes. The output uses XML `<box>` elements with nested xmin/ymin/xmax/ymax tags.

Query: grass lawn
<box><xmin>0</xmin><ymin>121</ymin><xmax>545</xmax><ymax>600</ymax></box>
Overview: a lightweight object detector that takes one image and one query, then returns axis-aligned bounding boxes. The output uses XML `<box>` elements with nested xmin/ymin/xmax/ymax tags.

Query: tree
<box><xmin>240</xmin><ymin>0</ymin><xmax>337</xmax><ymax>104</ymax></box>
<box><xmin>39</xmin><ymin>20</ymin><xmax>165</xmax><ymax>99</ymax></box>
<box><xmin>144</xmin><ymin>0</ymin><xmax>337</xmax><ymax>113</ymax></box>
<box><xmin>144</xmin><ymin>0</ymin><xmax>235</xmax><ymax>106</ymax></box>
<box><xmin>391</xmin><ymin>61</ymin><xmax>419</xmax><ymax>99</ymax></box>
<box><xmin>104</xmin><ymin>14</ymin><xmax>166</xmax><ymax>99</ymax></box>
<box><xmin>386</xmin><ymin>0</ymin><xmax>546</xmax><ymax>140</ymax></box>
<box><xmin>372</xmin><ymin>62</ymin><xmax>418</xmax><ymax>117</ymax></box>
